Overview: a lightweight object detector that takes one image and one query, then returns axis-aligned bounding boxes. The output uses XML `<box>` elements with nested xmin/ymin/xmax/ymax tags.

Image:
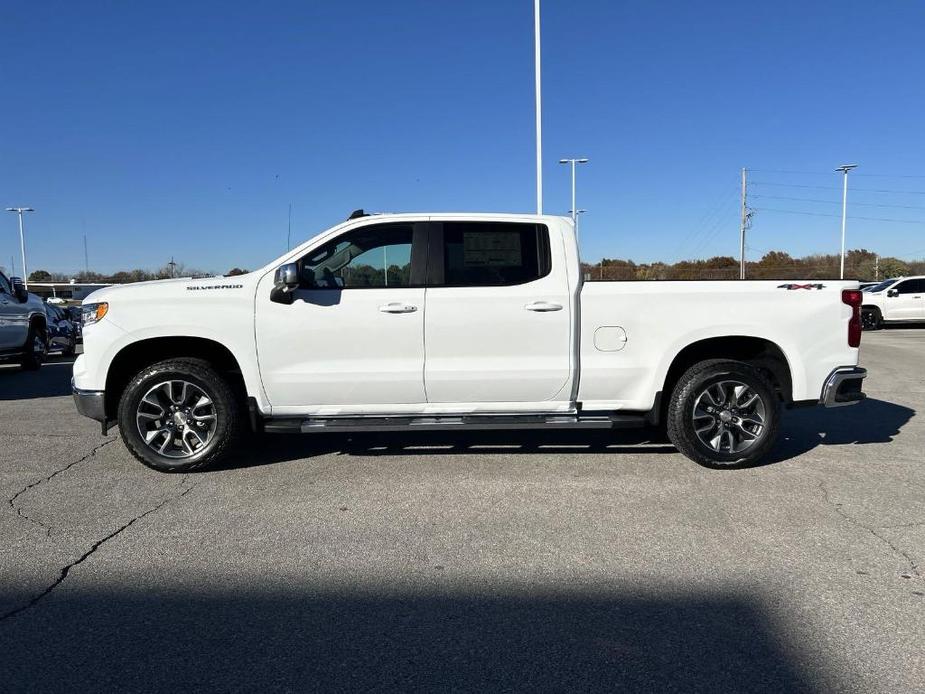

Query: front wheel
<box><xmin>666</xmin><ymin>359</ymin><xmax>780</xmax><ymax>468</ymax></box>
<box><xmin>20</xmin><ymin>322</ymin><xmax>47</xmax><ymax>371</ymax></box>
<box><xmin>861</xmin><ymin>308</ymin><xmax>882</xmax><ymax>331</ymax></box>
<box><xmin>117</xmin><ymin>359</ymin><xmax>242</xmax><ymax>472</ymax></box>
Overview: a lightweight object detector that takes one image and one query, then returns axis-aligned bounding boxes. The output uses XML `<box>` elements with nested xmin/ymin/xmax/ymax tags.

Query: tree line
<box><xmin>584</xmin><ymin>249</ymin><xmax>923</xmax><ymax>281</ymax></box>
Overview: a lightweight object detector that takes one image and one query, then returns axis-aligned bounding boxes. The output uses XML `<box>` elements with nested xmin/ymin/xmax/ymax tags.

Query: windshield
<box><xmin>864</xmin><ymin>278</ymin><xmax>898</xmax><ymax>293</ymax></box>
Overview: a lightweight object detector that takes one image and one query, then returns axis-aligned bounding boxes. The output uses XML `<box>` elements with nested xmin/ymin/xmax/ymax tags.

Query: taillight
<box><xmin>842</xmin><ymin>289</ymin><xmax>862</xmax><ymax>347</ymax></box>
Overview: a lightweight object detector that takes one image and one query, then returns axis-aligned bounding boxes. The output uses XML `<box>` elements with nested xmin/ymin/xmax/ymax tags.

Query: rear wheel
<box><xmin>117</xmin><ymin>359</ymin><xmax>242</xmax><ymax>472</ymax></box>
<box><xmin>20</xmin><ymin>322</ymin><xmax>47</xmax><ymax>371</ymax></box>
<box><xmin>667</xmin><ymin>359</ymin><xmax>780</xmax><ymax>468</ymax></box>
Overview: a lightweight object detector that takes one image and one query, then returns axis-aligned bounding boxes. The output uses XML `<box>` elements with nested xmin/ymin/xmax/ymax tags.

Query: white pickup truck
<box><xmin>73</xmin><ymin>212</ymin><xmax>867</xmax><ymax>472</ymax></box>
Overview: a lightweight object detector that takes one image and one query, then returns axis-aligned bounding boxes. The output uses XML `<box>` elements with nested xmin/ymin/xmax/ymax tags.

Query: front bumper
<box><xmin>72</xmin><ymin>378</ymin><xmax>110</xmax><ymax>432</ymax></box>
<box><xmin>820</xmin><ymin>367</ymin><xmax>867</xmax><ymax>407</ymax></box>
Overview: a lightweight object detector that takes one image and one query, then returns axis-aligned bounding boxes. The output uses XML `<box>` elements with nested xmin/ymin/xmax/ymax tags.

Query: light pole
<box><xmin>568</xmin><ymin>208</ymin><xmax>587</xmax><ymax>233</ymax></box>
<box><xmin>559</xmin><ymin>158</ymin><xmax>589</xmax><ymax>226</ymax></box>
<box><xmin>836</xmin><ymin>164</ymin><xmax>858</xmax><ymax>279</ymax></box>
<box><xmin>5</xmin><ymin>207</ymin><xmax>35</xmax><ymax>289</ymax></box>
<box><xmin>534</xmin><ymin>0</ymin><xmax>543</xmax><ymax>214</ymax></box>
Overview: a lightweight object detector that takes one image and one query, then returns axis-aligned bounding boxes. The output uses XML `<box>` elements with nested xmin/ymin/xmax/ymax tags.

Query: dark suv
<box><xmin>0</xmin><ymin>271</ymin><xmax>48</xmax><ymax>370</ymax></box>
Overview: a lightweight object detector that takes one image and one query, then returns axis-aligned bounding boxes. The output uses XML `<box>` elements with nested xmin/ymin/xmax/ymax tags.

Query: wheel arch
<box><xmin>104</xmin><ymin>336</ymin><xmax>246</xmax><ymax>421</ymax></box>
<box><xmin>659</xmin><ymin>336</ymin><xmax>793</xmax><ymax>420</ymax></box>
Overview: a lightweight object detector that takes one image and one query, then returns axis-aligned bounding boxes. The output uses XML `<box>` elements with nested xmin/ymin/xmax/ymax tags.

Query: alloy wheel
<box><xmin>135</xmin><ymin>380</ymin><xmax>218</xmax><ymax>459</ymax></box>
<box><xmin>691</xmin><ymin>379</ymin><xmax>767</xmax><ymax>454</ymax></box>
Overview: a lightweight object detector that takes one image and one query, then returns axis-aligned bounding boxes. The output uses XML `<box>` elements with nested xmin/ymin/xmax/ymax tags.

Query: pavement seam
<box><xmin>6</xmin><ymin>439</ymin><xmax>116</xmax><ymax>536</ymax></box>
<box><xmin>0</xmin><ymin>477</ymin><xmax>196</xmax><ymax>624</ymax></box>
<box><xmin>818</xmin><ymin>480</ymin><xmax>921</xmax><ymax>580</ymax></box>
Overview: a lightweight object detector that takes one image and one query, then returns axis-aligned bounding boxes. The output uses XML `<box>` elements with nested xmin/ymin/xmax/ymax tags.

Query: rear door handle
<box><xmin>525</xmin><ymin>301</ymin><xmax>563</xmax><ymax>312</ymax></box>
<box><xmin>379</xmin><ymin>302</ymin><xmax>417</xmax><ymax>314</ymax></box>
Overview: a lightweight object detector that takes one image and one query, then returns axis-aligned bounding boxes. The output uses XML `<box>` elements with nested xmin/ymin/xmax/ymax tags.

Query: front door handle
<box><xmin>525</xmin><ymin>301</ymin><xmax>563</xmax><ymax>312</ymax></box>
<box><xmin>379</xmin><ymin>302</ymin><xmax>418</xmax><ymax>314</ymax></box>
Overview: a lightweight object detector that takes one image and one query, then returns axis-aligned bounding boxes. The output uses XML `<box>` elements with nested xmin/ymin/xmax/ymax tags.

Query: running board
<box><xmin>263</xmin><ymin>413</ymin><xmax>647</xmax><ymax>434</ymax></box>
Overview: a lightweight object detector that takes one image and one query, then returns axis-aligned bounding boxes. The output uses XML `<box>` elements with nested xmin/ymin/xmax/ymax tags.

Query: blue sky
<box><xmin>2</xmin><ymin>0</ymin><xmax>924</xmax><ymax>275</ymax></box>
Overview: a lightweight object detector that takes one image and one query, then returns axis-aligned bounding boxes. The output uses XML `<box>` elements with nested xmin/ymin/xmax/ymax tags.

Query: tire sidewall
<box><xmin>21</xmin><ymin>323</ymin><xmax>47</xmax><ymax>370</ymax></box>
<box><xmin>118</xmin><ymin>362</ymin><xmax>233</xmax><ymax>471</ymax></box>
<box><xmin>675</xmin><ymin>364</ymin><xmax>779</xmax><ymax>466</ymax></box>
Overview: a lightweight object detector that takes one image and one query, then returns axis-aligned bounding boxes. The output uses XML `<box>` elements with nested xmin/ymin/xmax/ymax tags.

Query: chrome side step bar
<box><xmin>263</xmin><ymin>412</ymin><xmax>648</xmax><ymax>434</ymax></box>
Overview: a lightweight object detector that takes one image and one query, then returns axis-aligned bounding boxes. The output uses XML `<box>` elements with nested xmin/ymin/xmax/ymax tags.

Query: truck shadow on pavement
<box><xmin>0</xmin><ymin>356</ymin><xmax>76</xmax><ymax>400</ymax></box>
<box><xmin>0</xmin><ymin>588</ymin><xmax>838</xmax><ymax>693</ymax></box>
<box><xmin>217</xmin><ymin>396</ymin><xmax>914</xmax><ymax>471</ymax></box>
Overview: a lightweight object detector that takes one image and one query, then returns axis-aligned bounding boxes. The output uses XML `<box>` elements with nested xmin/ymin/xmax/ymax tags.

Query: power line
<box><xmin>752</xmin><ymin>206</ymin><xmax>925</xmax><ymax>225</ymax></box>
<box><xmin>751</xmin><ymin>194</ymin><xmax>925</xmax><ymax>211</ymax></box>
<box><xmin>749</xmin><ymin>168</ymin><xmax>925</xmax><ymax>180</ymax></box>
<box><xmin>752</xmin><ymin>181</ymin><xmax>925</xmax><ymax>196</ymax></box>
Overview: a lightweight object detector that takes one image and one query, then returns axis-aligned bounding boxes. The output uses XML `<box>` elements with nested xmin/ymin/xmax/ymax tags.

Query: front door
<box><xmin>0</xmin><ymin>274</ymin><xmax>27</xmax><ymax>351</ymax></box>
<box><xmin>423</xmin><ymin>221</ymin><xmax>574</xmax><ymax>406</ymax></box>
<box><xmin>884</xmin><ymin>279</ymin><xmax>925</xmax><ymax>320</ymax></box>
<box><xmin>256</xmin><ymin>222</ymin><xmax>428</xmax><ymax>411</ymax></box>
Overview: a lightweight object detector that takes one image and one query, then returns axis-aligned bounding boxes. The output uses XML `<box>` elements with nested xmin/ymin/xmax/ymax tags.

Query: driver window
<box><xmin>0</xmin><ymin>274</ymin><xmax>10</xmax><ymax>295</ymax></box>
<box><xmin>298</xmin><ymin>224</ymin><xmax>413</xmax><ymax>289</ymax></box>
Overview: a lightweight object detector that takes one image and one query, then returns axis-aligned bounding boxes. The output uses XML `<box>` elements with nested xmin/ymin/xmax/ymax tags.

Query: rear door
<box><xmin>423</xmin><ymin>221</ymin><xmax>573</xmax><ymax>405</ymax></box>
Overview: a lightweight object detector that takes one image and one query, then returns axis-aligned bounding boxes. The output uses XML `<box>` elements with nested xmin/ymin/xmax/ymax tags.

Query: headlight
<box><xmin>82</xmin><ymin>302</ymin><xmax>109</xmax><ymax>326</ymax></box>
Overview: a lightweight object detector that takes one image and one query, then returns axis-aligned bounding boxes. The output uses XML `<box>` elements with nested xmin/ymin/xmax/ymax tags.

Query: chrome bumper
<box><xmin>820</xmin><ymin>367</ymin><xmax>867</xmax><ymax>407</ymax></box>
<box><xmin>72</xmin><ymin>379</ymin><xmax>106</xmax><ymax>423</ymax></box>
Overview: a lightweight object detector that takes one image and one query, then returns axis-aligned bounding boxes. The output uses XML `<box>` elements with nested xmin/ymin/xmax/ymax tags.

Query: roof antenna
<box><xmin>348</xmin><ymin>209</ymin><xmax>367</xmax><ymax>220</ymax></box>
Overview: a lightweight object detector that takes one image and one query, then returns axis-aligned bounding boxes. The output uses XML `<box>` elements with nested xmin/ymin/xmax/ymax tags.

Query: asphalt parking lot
<box><xmin>1</xmin><ymin>332</ymin><xmax>923</xmax><ymax>693</ymax></box>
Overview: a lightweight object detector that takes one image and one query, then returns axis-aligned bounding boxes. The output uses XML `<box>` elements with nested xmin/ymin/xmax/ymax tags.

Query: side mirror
<box><xmin>10</xmin><ymin>277</ymin><xmax>27</xmax><ymax>302</ymax></box>
<box><xmin>887</xmin><ymin>289</ymin><xmax>898</xmax><ymax>298</ymax></box>
<box><xmin>270</xmin><ymin>263</ymin><xmax>299</xmax><ymax>305</ymax></box>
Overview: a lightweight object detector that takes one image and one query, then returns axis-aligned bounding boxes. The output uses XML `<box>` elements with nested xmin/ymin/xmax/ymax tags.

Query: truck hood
<box><xmin>83</xmin><ymin>274</ymin><xmax>258</xmax><ymax>304</ymax></box>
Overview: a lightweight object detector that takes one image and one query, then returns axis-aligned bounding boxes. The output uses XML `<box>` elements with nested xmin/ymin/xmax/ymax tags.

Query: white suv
<box><xmin>861</xmin><ymin>276</ymin><xmax>925</xmax><ymax>329</ymax></box>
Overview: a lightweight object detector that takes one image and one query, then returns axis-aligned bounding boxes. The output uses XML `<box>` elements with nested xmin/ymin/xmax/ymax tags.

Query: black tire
<box><xmin>63</xmin><ymin>335</ymin><xmax>77</xmax><ymax>357</ymax></box>
<box><xmin>666</xmin><ymin>359</ymin><xmax>780</xmax><ymax>469</ymax></box>
<box><xmin>19</xmin><ymin>322</ymin><xmax>47</xmax><ymax>371</ymax></box>
<box><xmin>117</xmin><ymin>358</ymin><xmax>242</xmax><ymax>473</ymax></box>
<box><xmin>861</xmin><ymin>308</ymin><xmax>882</xmax><ymax>331</ymax></box>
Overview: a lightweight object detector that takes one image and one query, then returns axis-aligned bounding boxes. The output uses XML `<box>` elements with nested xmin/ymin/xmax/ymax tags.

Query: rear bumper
<box><xmin>820</xmin><ymin>367</ymin><xmax>867</xmax><ymax>407</ymax></box>
<box><xmin>72</xmin><ymin>378</ymin><xmax>107</xmax><ymax>423</ymax></box>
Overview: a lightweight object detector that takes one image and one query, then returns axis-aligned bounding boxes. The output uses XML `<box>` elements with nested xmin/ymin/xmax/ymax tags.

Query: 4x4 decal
<box><xmin>777</xmin><ymin>283</ymin><xmax>826</xmax><ymax>290</ymax></box>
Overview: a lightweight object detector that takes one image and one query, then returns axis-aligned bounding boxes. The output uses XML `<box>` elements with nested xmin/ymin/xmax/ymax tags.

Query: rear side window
<box><xmin>440</xmin><ymin>222</ymin><xmax>550</xmax><ymax>287</ymax></box>
<box><xmin>0</xmin><ymin>273</ymin><xmax>10</xmax><ymax>295</ymax></box>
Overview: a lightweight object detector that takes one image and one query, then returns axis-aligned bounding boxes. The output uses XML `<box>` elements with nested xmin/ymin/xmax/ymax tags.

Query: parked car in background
<box><xmin>44</xmin><ymin>303</ymin><xmax>78</xmax><ymax>355</ymax></box>
<box><xmin>64</xmin><ymin>305</ymin><xmax>83</xmax><ymax>342</ymax></box>
<box><xmin>858</xmin><ymin>281</ymin><xmax>880</xmax><ymax>291</ymax></box>
<box><xmin>861</xmin><ymin>276</ymin><xmax>925</xmax><ymax>329</ymax></box>
<box><xmin>0</xmin><ymin>271</ymin><xmax>47</xmax><ymax>369</ymax></box>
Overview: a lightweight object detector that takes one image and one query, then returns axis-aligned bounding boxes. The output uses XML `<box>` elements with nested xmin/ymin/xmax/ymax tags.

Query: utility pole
<box><xmin>5</xmin><ymin>207</ymin><xmax>35</xmax><ymax>289</ymax></box>
<box><xmin>739</xmin><ymin>169</ymin><xmax>749</xmax><ymax>279</ymax></box>
<box><xmin>875</xmin><ymin>254</ymin><xmax>879</xmax><ymax>281</ymax></box>
<box><xmin>836</xmin><ymin>164</ymin><xmax>858</xmax><ymax>279</ymax></box>
<box><xmin>534</xmin><ymin>0</ymin><xmax>543</xmax><ymax>214</ymax></box>
<box><xmin>83</xmin><ymin>234</ymin><xmax>89</xmax><ymax>274</ymax></box>
<box><xmin>559</xmin><ymin>158</ymin><xmax>589</xmax><ymax>225</ymax></box>
<box><xmin>168</xmin><ymin>256</ymin><xmax>177</xmax><ymax>278</ymax></box>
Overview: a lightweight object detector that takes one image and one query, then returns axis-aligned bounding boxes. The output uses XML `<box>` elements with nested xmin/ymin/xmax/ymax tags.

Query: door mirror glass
<box><xmin>270</xmin><ymin>263</ymin><xmax>299</xmax><ymax>305</ymax></box>
<box><xmin>274</xmin><ymin>263</ymin><xmax>299</xmax><ymax>289</ymax></box>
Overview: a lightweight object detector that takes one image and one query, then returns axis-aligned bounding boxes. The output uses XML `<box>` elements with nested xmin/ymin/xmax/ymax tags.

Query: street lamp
<box><xmin>559</xmin><ymin>158</ymin><xmax>589</xmax><ymax>225</ymax></box>
<box><xmin>5</xmin><ymin>207</ymin><xmax>35</xmax><ymax>289</ymax></box>
<box><xmin>836</xmin><ymin>164</ymin><xmax>858</xmax><ymax>279</ymax></box>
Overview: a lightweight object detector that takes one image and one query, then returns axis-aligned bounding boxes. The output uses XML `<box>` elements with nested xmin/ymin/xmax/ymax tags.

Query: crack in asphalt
<box><xmin>7</xmin><ymin>439</ymin><xmax>116</xmax><ymax>536</ymax></box>
<box><xmin>0</xmin><ymin>478</ymin><xmax>196</xmax><ymax>623</ymax></box>
<box><xmin>818</xmin><ymin>481</ymin><xmax>921</xmax><ymax>579</ymax></box>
